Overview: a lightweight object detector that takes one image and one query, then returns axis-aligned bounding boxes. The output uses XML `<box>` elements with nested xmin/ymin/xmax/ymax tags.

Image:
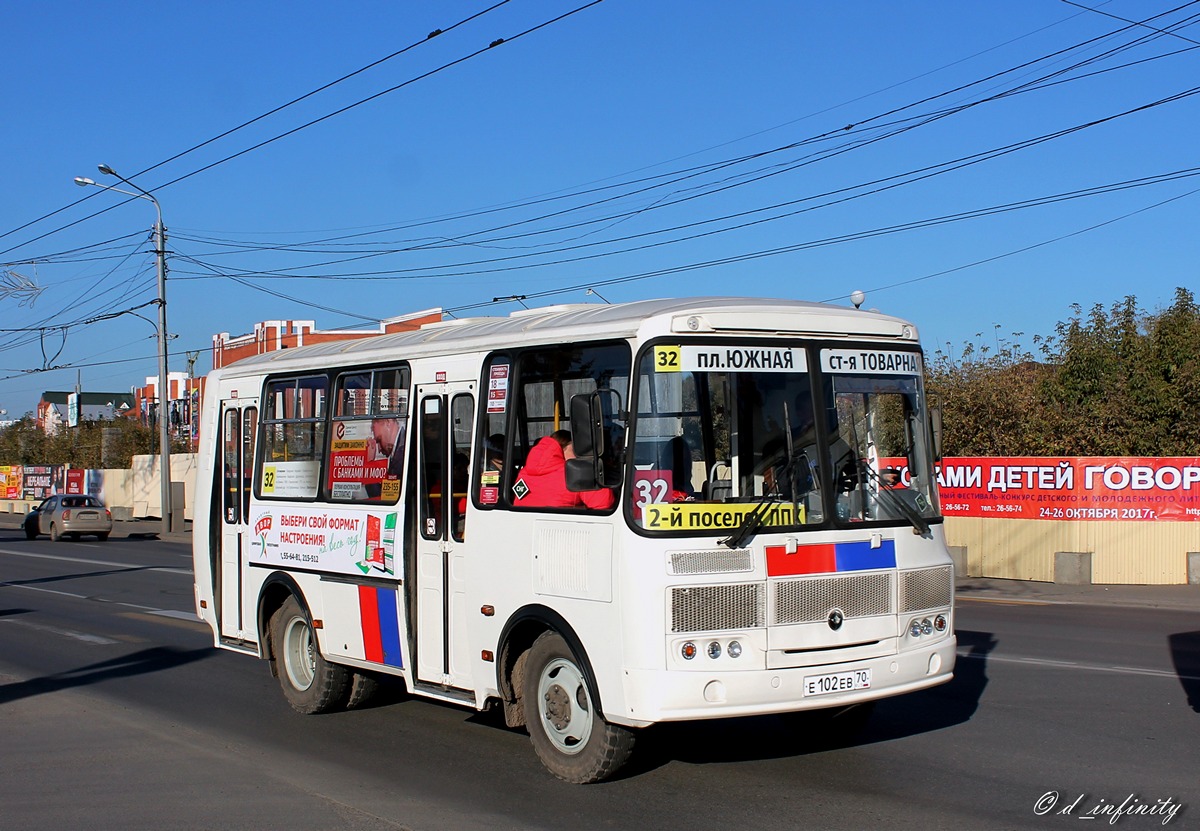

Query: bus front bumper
<box><xmin>613</xmin><ymin>636</ymin><xmax>956</xmax><ymax>727</ymax></box>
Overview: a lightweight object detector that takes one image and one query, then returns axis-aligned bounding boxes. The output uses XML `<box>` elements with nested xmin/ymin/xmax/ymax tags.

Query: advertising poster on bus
<box><xmin>249</xmin><ymin>505</ymin><xmax>400</xmax><ymax>577</ymax></box>
<box><xmin>325</xmin><ymin>416</ymin><xmax>405</xmax><ymax>503</ymax></box>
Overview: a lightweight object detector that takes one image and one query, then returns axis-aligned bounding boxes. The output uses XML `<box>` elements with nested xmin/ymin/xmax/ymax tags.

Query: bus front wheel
<box><xmin>522</xmin><ymin>631</ymin><xmax>635</xmax><ymax>784</ymax></box>
<box><xmin>270</xmin><ymin>595</ymin><xmax>350</xmax><ymax>714</ymax></box>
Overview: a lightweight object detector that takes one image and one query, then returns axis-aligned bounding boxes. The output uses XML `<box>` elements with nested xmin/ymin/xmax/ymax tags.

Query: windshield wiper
<box><xmin>719</xmin><ymin>445</ymin><xmax>804</xmax><ymax>549</ymax></box>
<box><xmin>858</xmin><ymin>460</ymin><xmax>930</xmax><ymax>535</ymax></box>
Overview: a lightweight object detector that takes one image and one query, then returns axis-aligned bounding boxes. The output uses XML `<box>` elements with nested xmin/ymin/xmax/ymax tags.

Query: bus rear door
<box><xmin>218</xmin><ymin>397</ymin><xmax>258</xmax><ymax>642</ymax></box>
<box><xmin>413</xmin><ymin>383</ymin><xmax>475</xmax><ymax>689</ymax></box>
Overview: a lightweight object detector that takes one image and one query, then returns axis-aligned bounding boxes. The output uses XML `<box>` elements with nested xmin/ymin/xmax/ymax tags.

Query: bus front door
<box><xmin>413</xmin><ymin>383</ymin><xmax>475</xmax><ymax>689</ymax></box>
<box><xmin>218</xmin><ymin>398</ymin><xmax>258</xmax><ymax>642</ymax></box>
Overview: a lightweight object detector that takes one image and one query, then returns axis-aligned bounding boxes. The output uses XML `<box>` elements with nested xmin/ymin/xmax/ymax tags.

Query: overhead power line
<box><xmin>153</xmin><ymin>3</ymin><xmax>1200</xmax><ymax>277</ymax></box>
<box><xmin>433</xmin><ymin>168</ymin><xmax>1200</xmax><ymax>314</ymax></box>
<box><xmin>166</xmin><ymin>82</ymin><xmax>1200</xmax><ymax>287</ymax></box>
<box><xmin>0</xmin><ymin>1</ymin><xmax>601</xmax><ymax>261</ymax></box>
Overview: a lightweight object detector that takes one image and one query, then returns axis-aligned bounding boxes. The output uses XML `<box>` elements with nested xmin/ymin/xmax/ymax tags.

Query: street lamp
<box><xmin>74</xmin><ymin>166</ymin><xmax>174</xmax><ymax>535</ymax></box>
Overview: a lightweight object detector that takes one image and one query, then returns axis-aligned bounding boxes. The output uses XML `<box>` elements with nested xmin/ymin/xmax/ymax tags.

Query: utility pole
<box><xmin>75</xmin><ymin>166</ymin><xmax>173</xmax><ymax>534</ymax></box>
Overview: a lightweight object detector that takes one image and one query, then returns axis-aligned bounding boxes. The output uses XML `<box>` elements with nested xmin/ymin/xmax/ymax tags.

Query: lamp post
<box><xmin>74</xmin><ymin>166</ymin><xmax>173</xmax><ymax>535</ymax></box>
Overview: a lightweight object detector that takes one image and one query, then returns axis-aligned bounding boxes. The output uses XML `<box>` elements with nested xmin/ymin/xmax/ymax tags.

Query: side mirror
<box><xmin>570</xmin><ymin>392</ymin><xmax>601</xmax><ymax>459</ymax></box>
<box><xmin>568</xmin><ymin>390</ymin><xmax>626</xmax><ymax>490</ymax></box>
<box><xmin>565</xmin><ymin>457</ymin><xmax>597</xmax><ymax>492</ymax></box>
<box><xmin>568</xmin><ymin>392</ymin><xmax>603</xmax><ymax>491</ymax></box>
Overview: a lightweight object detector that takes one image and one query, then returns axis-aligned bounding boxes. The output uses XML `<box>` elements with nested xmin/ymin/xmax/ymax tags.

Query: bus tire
<box><xmin>522</xmin><ymin>631</ymin><xmax>635</xmax><ymax>784</ymax></box>
<box><xmin>271</xmin><ymin>595</ymin><xmax>350</xmax><ymax>714</ymax></box>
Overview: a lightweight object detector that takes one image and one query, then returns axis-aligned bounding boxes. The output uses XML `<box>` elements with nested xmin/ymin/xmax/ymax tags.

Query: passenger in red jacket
<box><xmin>516</xmin><ymin>431</ymin><xmax>616</xmax><ymax>511</ymax></box>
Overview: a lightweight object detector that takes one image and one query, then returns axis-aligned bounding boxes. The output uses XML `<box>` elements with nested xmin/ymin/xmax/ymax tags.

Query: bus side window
<box><xmin>419</xmin><ymin>397</ymin><xmax>445</xmax><ymax>539</ymax></box>
<box><xmin>450</xmin><ymin>394</ymin><xmax>473</xmax><ymax>541</ymax></box>
<box><xmin>509</xmin><ymin>342</ymin><xmax>630</xmax><ymax>513</ymax></box>
<box><xmin>222</xmin><ymin>408</ymin><xmax>240</xmax><ymax>524</ymax></box>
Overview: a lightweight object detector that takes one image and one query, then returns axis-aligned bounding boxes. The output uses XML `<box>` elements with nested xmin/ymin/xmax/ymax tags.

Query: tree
<box><xmin>0</xmin><ymin>417</ymin><xmax>186</xmax><ymax>468</ymax></box>
<box><xmin>927</xmin><ymin>287</ymin><xmax>1200</xmax><ymax>457</ymax></box>
<box><xmin>926</xmin><ymin>331</ymin><xmax>1056</xmax><ymax>456</ymax></box>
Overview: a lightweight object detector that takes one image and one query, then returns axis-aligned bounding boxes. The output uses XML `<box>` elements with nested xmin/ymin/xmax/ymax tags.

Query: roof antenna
<box><xmin>850</xmin><ymin>290</ymin><xmax>866</xmax><ymax>309</ymax></box>
<box><xmin>586</xmin><ymin>288</ymin><xmax>611</xmax><ymax>304</ymax></box>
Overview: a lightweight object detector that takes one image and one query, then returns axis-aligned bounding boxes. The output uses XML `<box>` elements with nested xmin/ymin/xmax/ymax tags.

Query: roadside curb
<box><xmin>956</xmin><ymin>576</ymin><xmax>1200</xmax><ymax>612</ymax></box>
<box><xmin>0</xmin><ymin>514</ymin><xmax>192</xmax><ymax>545</ymax></box>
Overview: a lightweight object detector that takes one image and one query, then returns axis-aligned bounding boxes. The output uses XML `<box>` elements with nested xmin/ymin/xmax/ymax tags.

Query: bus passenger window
<box><xmin>419</xmin><ymin>398</ymin><xmax>445</xmax><ymax>539</ymax></box>
<box><xmin>326</xmin><ymin>366</ymin><xmax>410</xmax><ymax>504</ymax></box>
<box><xmin>450</xmin><ymin>394</ymin><xmax>473</xmax><ymax>541</ymax></box>
<box><xmin>509</xmin><ymin>342</ymin><xmax>629</xmax><ymax>513</ymax></box>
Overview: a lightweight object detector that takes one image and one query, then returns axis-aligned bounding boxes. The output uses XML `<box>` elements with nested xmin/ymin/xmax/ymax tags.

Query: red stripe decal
<box><xmin>766</xmin><ymin>543</ymin><xmax>837</xmax><ymax>576</ymax></box>
<box><xmin>359</xmin><ymin>585</ymin><xmax>383</xmax><ymax>662</ymax></box>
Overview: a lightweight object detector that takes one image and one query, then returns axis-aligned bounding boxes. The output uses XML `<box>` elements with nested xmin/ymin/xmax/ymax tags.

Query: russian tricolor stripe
<box><xmin>766</xmin><ymin>539</ymin><xmax>897</xmax><ymax>577</ymax></box>
<box><xmin>358</xmin><ymin>585</ymin><xmax>404</xmax><ymax>668</ymax></box>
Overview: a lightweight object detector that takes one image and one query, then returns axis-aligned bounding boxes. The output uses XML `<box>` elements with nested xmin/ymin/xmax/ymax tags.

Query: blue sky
<box><xmin>2</xmin><ymin>1</ymin><xmax>1196</xmax><ymax>417</ymax></box>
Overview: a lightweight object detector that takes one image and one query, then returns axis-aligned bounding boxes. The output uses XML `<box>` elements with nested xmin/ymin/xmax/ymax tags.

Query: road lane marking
<box><xmin>0</xmin><ymin>617</ymin><xmax>118</xmax><ymax>645</ymax></box>
<box><xmin>1</xmin><ymin>582</ymin><xmax>199</xmax><ymax>630</ymax></box>
<box><xmin>957</xmin><ymin>649</ymin><xmax>1200</xmax><ymax>682</ymax></box>
<box><xmin>0</xmin><ymin>582</ymin><xmax>87</xmax><ymax>600</ymax></box>
<box><xmin>0</xmin><ymin>548</ymin><xmax>191</xmax><ymax>576</ymax></box>
<box><xmin>148</xmin><ymin>609</ymin><xmax>201</xmax><ymax>622</ymax></box>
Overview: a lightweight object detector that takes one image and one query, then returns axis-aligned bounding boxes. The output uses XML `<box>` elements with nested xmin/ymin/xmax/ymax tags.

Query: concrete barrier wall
<box><xmin>0</xmin><ymin>453</ymin><xmax>198</xmax><ymax>521</ymax></box>
<box><xmin>944</xmin><ymin>515</ymin><xmax>1198</xmax><ymax>585</ymax></box>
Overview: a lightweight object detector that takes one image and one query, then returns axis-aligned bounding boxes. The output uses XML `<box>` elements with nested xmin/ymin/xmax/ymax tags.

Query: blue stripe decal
<box><xmin>834</xmin><ymin>539</ymin><xmax>897</xmax><ymax>571</ymax></box>
<box><xmin>375</xmin><ymin>587</ymin><xmax>404</xmax><ymax>668</ymax></box>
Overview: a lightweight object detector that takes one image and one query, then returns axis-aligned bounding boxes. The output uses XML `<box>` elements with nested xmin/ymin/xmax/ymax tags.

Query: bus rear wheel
<box><xmin>522</xmin><ymin>631</ymin><xmax>635</xmax><ymax>784</ymax></box>
<box><xmin>271</xmin><ymin>595</ymin><xmax>350</xmax><ymax>714</ymax></box>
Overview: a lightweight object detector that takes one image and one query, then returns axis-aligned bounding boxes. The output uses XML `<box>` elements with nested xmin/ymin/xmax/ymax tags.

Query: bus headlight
<box><xmin>707</xmin><ymin>641</ymin><xmax>722</xmax><ymax>659</ymax></box>
<box><xmin>909</xmin><ymin>619</ymin><xmax>923</xmax><ymax>638</ymax></box>
<box><xmin>728</xmin><ymin>640</ymin><xmax>743</xmax><ymax>658</ymax></box>
<box><xmin>681</xmin><ymin>642</ymin><xmax>697</xmax><ymax>660</ymax></box>
<box><xmin>921</xmin><ymin>618</ymin><xmax>934</xmax><ymax>636</ymax></box>
<box><xmin>934</xmin><ymin>614</ymin><xmax>948</xmax><ymax>632</ymax></box>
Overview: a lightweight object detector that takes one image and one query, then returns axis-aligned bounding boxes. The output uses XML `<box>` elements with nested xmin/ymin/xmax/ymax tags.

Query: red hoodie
<box><xmin>516</xmin><ymin>436</ymin><xmax>615</xmax><ymax>510</ymax></box>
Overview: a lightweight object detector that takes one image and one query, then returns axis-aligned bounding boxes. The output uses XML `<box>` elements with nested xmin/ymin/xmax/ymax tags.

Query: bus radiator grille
<box><xmin>668</xmin><ymin>548</ymin><xmax>753</xmax><ymax>575</ymax></box>
<box><xmin>899</xmin><ymin>566</ymin><xmax>953</xmax><ymax>612</ymax></box>
<box><xmin>670</xmin><ymin>583</ymin><xmax>765</xmax><ymax>633</ymax></box>
<box><xmin>772</xmin><ymin>572</ymin><xmax>894</xmax><ymax>625</ymax></box>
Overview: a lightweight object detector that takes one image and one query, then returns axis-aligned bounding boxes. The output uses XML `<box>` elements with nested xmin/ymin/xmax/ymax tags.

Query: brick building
<box><xmin>211</xmin><ymin>308</ymin><xmax>442</xmax><ymax>370</ymax></box>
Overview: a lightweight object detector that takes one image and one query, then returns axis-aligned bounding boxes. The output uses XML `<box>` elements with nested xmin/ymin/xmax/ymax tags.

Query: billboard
<box><xmin>930</xmin><ymin>457</ymin><xmax>1200</xmax><ymax>522</ymax></box>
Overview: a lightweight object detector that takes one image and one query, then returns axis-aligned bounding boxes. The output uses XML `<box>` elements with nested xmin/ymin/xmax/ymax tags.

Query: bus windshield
<box><xmin>628</xmin><ymin>342</ymin><xmax>939</xmax><ymax>536</ymax></box>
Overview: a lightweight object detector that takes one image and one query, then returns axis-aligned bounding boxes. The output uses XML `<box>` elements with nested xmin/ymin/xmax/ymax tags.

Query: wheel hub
<box><xmin>544</xmin><ymin>683</ymin><xmax>571</xmax><ymax>731</ymax></box>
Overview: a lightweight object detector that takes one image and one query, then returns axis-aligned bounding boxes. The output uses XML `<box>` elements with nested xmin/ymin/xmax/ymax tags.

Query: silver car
<box><xmin>24</xmin><ymin>494</ymin><xmax>113</xmax><ymax>541</ymax></box>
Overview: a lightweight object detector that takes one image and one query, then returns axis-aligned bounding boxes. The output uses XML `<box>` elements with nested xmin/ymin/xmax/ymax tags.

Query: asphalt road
<box><xmin>0</xmin><ymin>531</ymin><xmax>1196</xmax><ymax>830</ymax></box>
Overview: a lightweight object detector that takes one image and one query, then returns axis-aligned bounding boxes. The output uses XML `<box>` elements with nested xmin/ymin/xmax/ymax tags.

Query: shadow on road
<box><xmin>0</xmin><ymin>608</ymin><xmax>33</xmax><ymax>618</ymax></box>
<box><xmin>1168</xmin><ymin>630</ymin><xmax>1200</xmax><ymax>713</ymax></box>
<box><xmin>2</xmin><ymin>565</ymin><xmax>164</xmax><ymax>588</ymax></box>
<box><xmin>0</xmin><ymin>646</ymin><xmax>213</xmax><ymax>706</ymax></box>
<box><xmin>621</xmin><ymin>629</ymin><xmax>996</xmax><ymax>778</ymax></box>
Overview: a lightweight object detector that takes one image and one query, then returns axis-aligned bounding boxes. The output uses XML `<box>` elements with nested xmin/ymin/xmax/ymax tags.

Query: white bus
<box><xmin>192</xmin><ymin>296</ymin><xmax>955</xmax><ymax>783</ymax></box>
